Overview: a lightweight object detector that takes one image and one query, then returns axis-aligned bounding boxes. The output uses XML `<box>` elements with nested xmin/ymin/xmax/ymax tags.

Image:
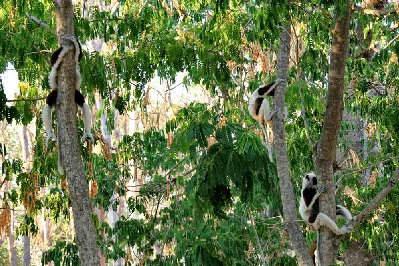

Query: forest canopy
<box><xmin>0</xmin><ymin>0</ymin><xmax>398</xmax><ymax>265</ymax></box>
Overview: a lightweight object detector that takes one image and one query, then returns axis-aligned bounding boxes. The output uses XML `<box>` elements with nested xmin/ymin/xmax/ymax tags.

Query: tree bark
<box><xmin>8</xmin><ymin>205</ymin><xmax>18</xmax><ymax>266</ymax></box>
<box><xmin>316</xmin><ymin>2</ymin><xmax>351</xmax><ymax>265</ymax></box>
<box><xmin>21</xmin><ymin>125</ymin><xmax>31</xmax><ymax>266</ymax></box>
<box><xmin>272</xmin><ymin>24</ymin><xmax>314</xmax><ymax>266</ymax></box>
<box><xmin>54</xmin><ymin>1</ymin><xmax>100</xmax><ymax>265</ymax></box>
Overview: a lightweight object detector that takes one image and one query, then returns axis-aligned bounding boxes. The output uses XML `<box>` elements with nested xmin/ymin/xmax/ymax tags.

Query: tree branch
<box><xmin>6</xmin><ymin>96</ymin><xmax>46</xmax><ymax>103</ymax></box>
<box><xmin>289</xmin><ymin>2</ymin><xmax>334</xmax><ymax>34</ymax></box>
<box><xmin>248</xmin><ymin>211</ymin><xmax>267</xmax><ymax>265</ymax></box>
<box><xmin>384</xmin><ymin>32</ymin><xmax>399</xmax><ymax>50</ymax></box>
<box><xmin>338</xmin><ymin>155</ymin><xmax>399</xmax><ymax>179</ymax></box>
<box><xmin>0</xmin><ymin>178</ymin><xmax>7</xmax><ymax>190</ymax></box>
<box><xmin>299</xmin><ymin>84</ymin><xmax>314</xmax><ymax>148</ymax></box>
<box><xmin>350</xmin><ymin>167</ymin><xmax>399</xmax><ymax>228</ymax></box>
<box><xmin>25</xmin><ymin>12</ymin><xmax>49</xmax><ymax>28</ymax></box>
<box><xmin>352</xmin><ymin>5</ymin><xmax>391</xmax><ymax>16</ymax></box>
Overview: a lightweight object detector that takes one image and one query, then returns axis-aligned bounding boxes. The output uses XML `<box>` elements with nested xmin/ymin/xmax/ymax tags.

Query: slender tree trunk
<box><xmin>21</xmin><ymin>125</ymin><xmax>31</xmax><ymax>266</ymax></box>
<box><xmin>40</xmin><ymin>207</ymin><xmax>52</xmax><ymax>248</ymax></box>
<box><xmin>22</xmin><ymin>234</ymin><xmax>30</xmax><ymax>266</ymax></box>
<box><xmin>272</xmin><ymin>24</ymin><xmax>314</xmax><ymax>266</ymax></box>
<box><xmin>8</xmin><ymin>205</ymin><xmax>18</xmax><ymax>266</ymax></box>
<box><xmin>316</xmin><ymin>2</ymin><xmax>351</xmax><ymax>265</ymax></box>
<box><xmin>54</xmin><ymin>1</ymin><xmax>100</xmax><ymax>265</ymax></box>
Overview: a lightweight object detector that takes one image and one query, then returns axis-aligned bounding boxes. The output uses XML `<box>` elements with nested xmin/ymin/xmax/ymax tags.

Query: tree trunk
<box><xmin>272</xmin><ymin>24</ymin><xmax>314</xmax><ymax>265</ymax></box>
<box><xmin>54</xmin><ymin>1</ymin><xmax>100</xmax><ymax>265</ymax></box>
<box><xmin>316</xmin><ymin>2</ymin><xmax>351</xmax><ymax>265</ymax></box>
<box><xmin>8</xmin><ymin>206</ymin><xmax>18</xmax><ymax>266</ymax></box>
<box><xmin>21</xmin><ymin>125</ymin><xmax>31</xmax><ymax>266</ymax></box>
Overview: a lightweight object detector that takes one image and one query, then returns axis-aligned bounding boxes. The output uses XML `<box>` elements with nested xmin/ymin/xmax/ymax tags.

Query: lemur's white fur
<box><xmin>81</xmin><ymin>102</ymin><xmax>93</xmax><ymax>141</ymax></box>
<box><xmin>248</xmin><ymin>84</ymin><xmax>276</xmax><ymax>162</ymax></box>
<box><xmin>70</xmin><ymin>37</ymin><xmax>82</xmax><ymax>90</ymax></box>
<box><xmin>336</xmin><ymin>204</ymin><xmax>352</xmax><ymax>222</ymax></box>
<box><xmin>43</xmin><ymin>38</ymin><xmax>93</xmax><ymax>174</ymax></box>
<box><xmin>299</xmin><ymin>172</ymin><xmax>353</xmax><ymax>235</ymax></box>
<box><xmin>248</xmin><ymin>89</ymin><xmax>274</xmax><ymax>125</ymax></box>
<box><xmin>48</xmin><ymin>46</ymin><xmax>71</xmax><ymax>90</ymax></box>
<box><xmin>248</xmin><ymin>80</ymin><xmax>288</xmax><ymax>162</ymax></box>
<box><xmin>42</xmin><ymin>104</ymin><xmax>56</xmax><ymax>141</ymax></box>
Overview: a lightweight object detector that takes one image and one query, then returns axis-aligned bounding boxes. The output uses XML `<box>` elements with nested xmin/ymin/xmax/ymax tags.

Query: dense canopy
<box><xmin>0</xmin><ymin>0</ymin><xmax>398</xmax><ymax>265</ymax></box>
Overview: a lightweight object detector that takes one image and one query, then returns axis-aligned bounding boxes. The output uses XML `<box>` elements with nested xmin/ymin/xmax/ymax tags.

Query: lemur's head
<box><xmin>302</xmin><ymin>172</ymin><xmax>317</xmax><ymax>189</ymax></box>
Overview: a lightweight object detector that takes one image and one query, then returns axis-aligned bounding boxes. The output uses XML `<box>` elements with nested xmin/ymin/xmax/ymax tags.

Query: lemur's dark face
<box><xmin>304</xmin><ymin>173</ymin><xmax>317</xmax><ymax>187</ymax></box>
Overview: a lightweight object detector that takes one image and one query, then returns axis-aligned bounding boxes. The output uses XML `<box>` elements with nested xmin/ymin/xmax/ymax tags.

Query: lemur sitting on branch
<box><xmin>42</xmin><ymin>37</ymin><xmax>93</xmax><ymax>143</ymax></box>
<box><xmin>299</xmin><ymin>172</ymin><xmax>353</xmax><ymax>235</ymax></box>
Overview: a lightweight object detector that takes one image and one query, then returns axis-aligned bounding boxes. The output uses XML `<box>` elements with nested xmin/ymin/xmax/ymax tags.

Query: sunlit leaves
<box><xmin>120</xmin><ymin>129</ymin><xmax>168</xmax><ymax>174</ymax></box>
<box><xmin>167</xmin><ymin>103</ymin><xmax>216</xmax><ymax>157</ymax></box>
<box><xmin>113</xmin><ymin>217</ymin><xmax>146</xmax><ymax>248</ymax></box>
<box><xmin>44</xmin><ymin>188</ymin><xmax>70</xmax><ymax>222</ymax></box>
<box><xmin>17</xmin><ymin>215</ymin><xmax>38</xmax><ymax>236</ymax></box>
<box><xmin>42</xmin><ymin>241</ymin><xmax>80</xmax><ymax>266</ymax></box>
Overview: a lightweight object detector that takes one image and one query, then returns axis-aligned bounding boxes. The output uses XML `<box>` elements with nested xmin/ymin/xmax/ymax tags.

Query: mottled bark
<box><xmin>315</xmin><ymin>2</ymin><xmax>351</xmax><ymax>265</ymax></box>
<box><xmin>54</xmin><ymin>1</ymin><xmax>100</xmax><ymax>265</ymax></box>
<box><xmin>272</xmin><ymin>24</ymin><xmax>314</xmax><ymax>266</ymax></box>
<box><xmin>8</xmin><ymin>206</ymin><xmax>18</xmax><ymax>266</ymax></box>
<box><xmin>21</xmin><ymin>125</ymin><xmax>31</xmax><ymax>266</ymax></box>
<box><xmin>22</xmin><ymin>235</ymin><xmax>30</xmax><ymax>266</ymax></box>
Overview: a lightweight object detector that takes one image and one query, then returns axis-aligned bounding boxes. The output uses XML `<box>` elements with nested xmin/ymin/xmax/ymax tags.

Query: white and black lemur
<box><xmin>248</xmin><ymin>81</ymin><xmax>280</xmax><ymax>162</ymax></box>
<box><xmin>299</xmin><ymin>172</ymin><xmax>353</xmax><ymax>235</ymax></box>
<box><xmin>42</xmin><ymin>37</ymin><xmax>93</xmax><ymax>143</ymax></box>
<box><xmin>42</xmin><ymin>38</ymin><xmax>93</xmax><ymax>175</ymax></box>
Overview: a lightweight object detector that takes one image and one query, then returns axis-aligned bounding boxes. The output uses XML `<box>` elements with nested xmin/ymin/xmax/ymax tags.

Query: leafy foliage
<box><xmin>189</xmin><ymin>124</ymin><xmax>277</xmax><ymax>216</ymax></box>
<box><xmin>0</xmin><ymin>0</ymin><xmax>398</xmax><ymax>264</ymax></box>
<box><xmin>42</xmin><ymin>241</ymin><xmax>80</xmax><ymax>266</ymax></box>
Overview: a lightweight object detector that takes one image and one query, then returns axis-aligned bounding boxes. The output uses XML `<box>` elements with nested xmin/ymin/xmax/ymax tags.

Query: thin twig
<box><xmin>289</xmin><ymin>2</ymin><xmax>334</xmax><ymax>34</ymax></box>
<box><xmin>0</xmin><ymin>178</ymin><xmax>7</xmax><ymax>190</ymax></box>
<box><xmin>338</xmin><ymin>155</ymin><xmax>399</xmax><ymax>178</ymax></box>
<box><xmin>25</xmin><ymin>12</ymin><xmax>49</xmax><ymax>28</ymax></box>
<box><xmin>165</xmin><ymin>82</ymin><xmax>183</xmax><ymax>92</ymax></box>
<box><xmin>0</xmin><ymin>207</ymin><xmax>23</xmax><ymax>212</ymax></box>
<box><xmin>384</xmin><ymin>33</ymin><xmax>399</xmax><ymax>50</ymax></box>
<box><xmin>6</xmin><ymin>96</ymin><xmax>47</xmax><ymax>103</ymax></box>
<box><xmin>299</xmin><ymin>82</ymin><xmax>314</xmax><ymax>148</ymax></box>
<box><xmin>248</xmin><ymin>211</ymin><xmax>267</xmax><ymax>265</ymax></box>
<box><xmin>352</xmin><ymin>5</ymin><xmax>391</xmax><ymax>17</ymax></box>
<box><xmin>349</xmin><ymin>167</ymin><xmax>399</xmax><ymax>228</ymax></box>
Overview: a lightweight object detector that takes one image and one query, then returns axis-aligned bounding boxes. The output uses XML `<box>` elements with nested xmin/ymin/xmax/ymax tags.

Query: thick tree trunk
<box><xmin>54</xmin><ymin>1</ymin><xmax>100</xmax><ymax>265</ymax></box>
<box><xmin>272</xmin><ymin>24</ymin><xmax>314</xmax><ymax>266</ymax></box>
<box><xmin>315</xmin><ymin>2</ymin><xmax>351</xmax><ymax>265</ymax></box>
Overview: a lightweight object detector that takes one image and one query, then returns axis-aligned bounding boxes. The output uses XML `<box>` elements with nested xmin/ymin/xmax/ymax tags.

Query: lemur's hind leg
<box><xmin>42</xmin><ymin>105</ymin><xmax>56</xmax><ymax>143</ymax></box>
<box><xmin>313</xmin><ymin>212</ymin><xmax>353</xmax><ymax>235</ymax></box>
<box><xmin>81</xmin><ymin>103</ymin><xmax>93</xmax><ymax>142</ymax></box>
